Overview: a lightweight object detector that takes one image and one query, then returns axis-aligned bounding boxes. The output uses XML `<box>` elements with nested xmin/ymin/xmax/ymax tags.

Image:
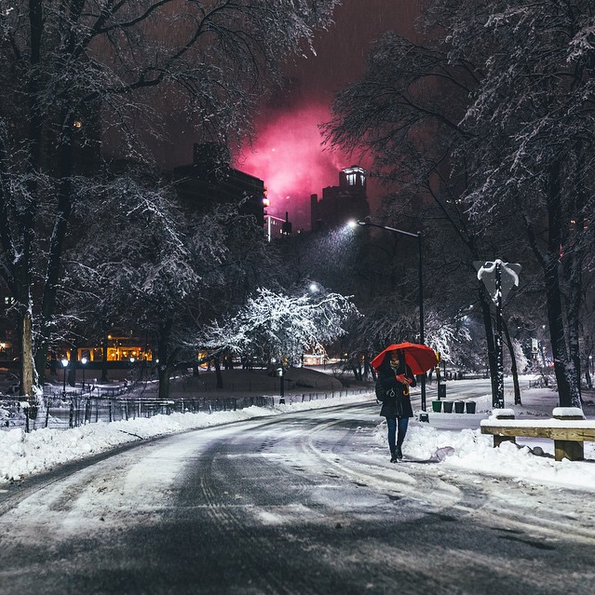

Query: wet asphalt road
<box><xmin>0</xmin><ymin>401</ymin><xmax>594</xmax><ymax>595</ymax></box>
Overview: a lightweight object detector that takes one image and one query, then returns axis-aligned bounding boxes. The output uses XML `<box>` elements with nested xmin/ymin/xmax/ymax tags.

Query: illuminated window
<box><xmin>343</xmin><ymin>166</ymin><xmax>366</xmax><ymax>187</ymax></box>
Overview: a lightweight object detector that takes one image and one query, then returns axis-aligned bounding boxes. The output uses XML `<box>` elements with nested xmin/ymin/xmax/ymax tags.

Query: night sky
<box><xmin>156</xmin><ymin>2</ymin><xmax>424</xmax><ymax>229</ymax></box>
<box><xmin>237</xmin><ymin>1</ymin><xmax>423</xmax><ymax>229</ymax></box>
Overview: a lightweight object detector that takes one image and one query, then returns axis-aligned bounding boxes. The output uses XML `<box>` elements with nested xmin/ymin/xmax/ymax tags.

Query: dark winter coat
<box><xmin>377</xmin><ymin>357</ymin><xmax>416</xmax><ymax>419</ymax></box>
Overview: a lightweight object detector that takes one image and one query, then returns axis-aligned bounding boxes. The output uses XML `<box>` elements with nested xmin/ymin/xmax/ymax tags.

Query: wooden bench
<box><xmin>480</xmin><ymin>407</ymin><xmax>595</xmax><ymax>461</ymax></box>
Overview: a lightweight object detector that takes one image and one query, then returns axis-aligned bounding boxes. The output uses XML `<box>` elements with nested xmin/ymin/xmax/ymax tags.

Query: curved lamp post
<box><xmin>352</xmin><ymin>219</ymin><xmax>427</xmax><ymax>412</ymax></box>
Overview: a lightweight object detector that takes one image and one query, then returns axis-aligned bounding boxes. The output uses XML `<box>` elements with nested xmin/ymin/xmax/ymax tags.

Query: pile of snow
<box><xmin>377</xmin><ymin>422</ymin><xmax>595</xmax><ymax>491</ymax></box>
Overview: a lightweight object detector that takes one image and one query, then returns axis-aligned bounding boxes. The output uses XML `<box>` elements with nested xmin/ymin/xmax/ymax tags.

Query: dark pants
<box><xmin>387</xmin><ymin>417</ymin><xmax>409</xmax><ymax>452</ymax></box>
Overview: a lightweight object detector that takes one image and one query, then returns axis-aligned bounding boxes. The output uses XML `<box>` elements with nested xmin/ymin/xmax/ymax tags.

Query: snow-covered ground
<box><xmin>1</xmin><ymin>382</ymin><xmax>594</xmax><ymax>491</ymax></box>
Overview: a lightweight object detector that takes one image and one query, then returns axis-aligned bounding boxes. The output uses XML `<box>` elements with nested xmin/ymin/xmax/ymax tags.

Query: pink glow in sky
<box><xmin>236</xmin><ymin>104</ymin><xmax>355</xmax><ymax>227</ymax></box>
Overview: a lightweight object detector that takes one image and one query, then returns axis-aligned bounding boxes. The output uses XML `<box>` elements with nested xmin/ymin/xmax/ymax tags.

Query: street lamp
<box><xmin>61</xmin><ymin>358</ymin><xmax>69</xmax><ymax>398</ymax></box>
<box><xmin>352</xmin><ymin>219</ymin><xmax>427</xmax><ymax>411</ymax></box>
<box><xmin>81</xmin><ymin>356</ymin><xmax>88</xmax><ymax>390</ymax></box>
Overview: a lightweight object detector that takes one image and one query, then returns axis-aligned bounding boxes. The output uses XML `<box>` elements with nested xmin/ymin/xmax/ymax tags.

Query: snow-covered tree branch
<box><xmin>0</xmin><ymin>0</ymin><xmax>341</xmax><ymax>400</ymax></box>
<box><xmin>201</xmin><ymin>287</ymin><xmax>360</xmax><ymax>365</ymax></box>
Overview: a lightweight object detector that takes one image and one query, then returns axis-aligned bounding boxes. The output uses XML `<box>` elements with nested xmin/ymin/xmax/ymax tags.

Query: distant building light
<box><xmin>342</xmin><ymin>165</ymin><xmax>366</xmax><ymax>187</ymax></box>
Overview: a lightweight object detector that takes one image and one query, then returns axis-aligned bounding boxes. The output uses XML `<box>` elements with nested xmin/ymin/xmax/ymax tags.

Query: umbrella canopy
<box><xmin>371</xmin><ymin>342</ymin><xmax>437</xmax><ymax>376</ymax></box>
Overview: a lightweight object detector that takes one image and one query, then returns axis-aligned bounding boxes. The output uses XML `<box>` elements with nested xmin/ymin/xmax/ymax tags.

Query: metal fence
<box><xmin>1</xmin><ymin>387</ymin><xmax>372</xmax><ymax>432</ymax></box>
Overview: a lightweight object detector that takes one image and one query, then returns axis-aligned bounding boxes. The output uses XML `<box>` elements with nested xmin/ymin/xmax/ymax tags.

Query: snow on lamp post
<box><xmin>351</xmin><ymin>219</ymin><xmax>427</xmax><ymax>412</ymax></box>
<box><xmin>474</xmin><ymin>259</ymin><xmax>521</xmax><ymax>408</ymax></box>
<box><xmin>61</xmin><ymin>358</ymin><xmax>69</xmax><ymax>398</ymax></box>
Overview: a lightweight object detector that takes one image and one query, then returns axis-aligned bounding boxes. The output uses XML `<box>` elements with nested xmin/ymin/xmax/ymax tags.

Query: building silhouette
<box><xmin>311</xmin><ymin>166</ymin><xmax>370</xmax><ymax>230</ymax></box>
<box><xmin>173</xmin><ymin>143</ymin><xmax>266</xmax><ymax>226</ymax></box>
<box><xmin>265</xmin><ymin>212</ymin><xmax>293</xmax><ymax>242</ymax></box>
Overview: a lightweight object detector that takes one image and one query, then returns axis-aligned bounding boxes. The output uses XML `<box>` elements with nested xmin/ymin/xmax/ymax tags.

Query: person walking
<box><xmin>376</xmin><ymin>349</ymin><xmax>416</xmax><ymax>462</ymax></box>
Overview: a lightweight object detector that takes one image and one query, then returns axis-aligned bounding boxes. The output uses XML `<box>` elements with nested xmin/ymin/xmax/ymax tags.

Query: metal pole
<box><xmin>356</xmin><ymin>220</ymin><xmax>427</xmax><ymax>410</ymax></box>
<box><xmin>279</xmin><ymin>363</ymin><xmax>285</xmax><ymax>404</ymax></box>
<box><xmin>81</xmin><ymin>357</ymin><xmax>87</xmax><ymax>390</ymax></box>
<box><xmin>418</xmin><ymin>232</ymin><xmax>426</xmax><ymax>411</ymax></box>
<box><xmin>495</xmin><ymin>263</ymin><xmax>505</xmax><ymax>408</ymax></box>
<box><xmin>61</xmin><ymin>358</ymin><xmax>69</xmax><ymax>398</ymax></box>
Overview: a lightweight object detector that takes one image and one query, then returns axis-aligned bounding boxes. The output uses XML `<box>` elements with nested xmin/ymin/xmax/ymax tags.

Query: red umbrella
<box><xmin>371</xmin><ymin>342</ymin><xmax>437</xmax><ymax>376</ymax></box>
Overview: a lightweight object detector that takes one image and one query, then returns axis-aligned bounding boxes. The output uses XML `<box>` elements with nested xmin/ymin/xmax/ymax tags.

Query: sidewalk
<box><xmin>402</xmin><ymin>384</ymin><xmax>595</xmax><ymax>469</ymax></box>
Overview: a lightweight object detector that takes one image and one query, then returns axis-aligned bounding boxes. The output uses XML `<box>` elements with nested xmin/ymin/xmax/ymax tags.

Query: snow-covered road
<box><xmin>0</xmin><ymin>401</ymin><xmax>593</xmax><ymax>594</ymax></box>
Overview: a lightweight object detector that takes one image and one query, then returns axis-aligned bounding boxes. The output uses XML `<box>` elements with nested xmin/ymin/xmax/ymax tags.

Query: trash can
<box><xmin>443</xmin><ymin>401</ymin><xmax>453</xmax><ymax>413</ymax></box>
<box><xmin>466</xmin><ymin>401</ymin><xmax>476</xmax><ymax>414</ymax></box>
<box><xmin>454</xmin><ymin>401</ymin><xmax>465</xmax><ymax>414</ymax></box>
<box><xmin>438</xmin><ymin>384</ymin><xmax>446</xmax><ymax>399</ymax></box>
<box><xmin>432</xmin><ymin>400</ymin><xmax>442</xmax><ymax>413</ymax></box>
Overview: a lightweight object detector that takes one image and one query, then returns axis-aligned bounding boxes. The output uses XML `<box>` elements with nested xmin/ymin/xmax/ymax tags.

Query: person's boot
<box><xmin>395</xmin><ymin>445</ymin><xmax>403</xmax><ymax>460</ymax></box>
<box><xmin>390</xmin><ymin>449</ymin><xmax>398</xmax><ymax>463</ymax></box>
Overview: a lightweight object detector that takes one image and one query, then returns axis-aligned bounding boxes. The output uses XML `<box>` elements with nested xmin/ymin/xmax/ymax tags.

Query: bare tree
<box><xmin>321</xmin><ymin>27</ymin><xmax>506</xmax><ymax>397</ymax></box>
<box><xmin>201</xmin><ymin>286</ymin><xmax>360</xmax><ymax>365</ymax></box>
<box><xmin>0</xmin><ymin>0</ymin><xmax>340</xmax><ymax>401</ymax></box>
<box><xmin>447</xmin><ymin>0</ymin><xmax>595</xmax><ymax>406</ymax></box>
<box><xmin>324</xmin><ymin>0</ymin><xmax>595</xmax><ymax>407</ymax></box>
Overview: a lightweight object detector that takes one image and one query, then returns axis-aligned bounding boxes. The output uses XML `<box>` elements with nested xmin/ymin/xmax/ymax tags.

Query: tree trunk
<box><xmin>36</xmin><ymin>115</ymin><xmax>75</xmax><ymax>383</ymax></box>
<box><xmin>157</xmin><ymin>319</ymin><xmax>177</xmax><ymax>400</ymax></box>
<box><xmin>18</xmin><ymin>0</ymin><xmax>44</xmax><ymax>399</ymax></box>
<box><xmin>101</xmin><ymin>337</ymin><xmax>109</xmax><ymax>382</ymax></box>
<box><xmin>544</xmin><ymin>265</ymin><xmax>573</xmax><ymax>406</ymax></box>
<box><xmin>544</xmin><ymin>161</ymin><xmax>578</xmax><ymax>407</ymax></box>
<box><xmin>214</xmin><ymin>356</ymin><xmax>223</xmax><ymax>389</ymax></box>
<box><xmin>19</xmin><ymin>309</ymin><xmax>37</xmax><ymax>400</ymax></box>
<box><xmin>564</xmin><ymin>241</ymin><xmax>583</xmax><ymax>402</ymax></box>
<box><xmin>158</xmin><ymin>364</ymin><xmax>171</xmax><ymax>400</ymax></box>
<box><xmin>68</xmin><ymin>345</ymin><xmax>77</xmax><ymax>387</ymax></box>
<box><xmin>477</xmin><ymin>287</ymin><xmax>499</xmax><ymax>403</ymax></box>
<box><xmin>503</xmin><ymin>319</ymin><xmax>522</xmax><ymax>405</ymax></box>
